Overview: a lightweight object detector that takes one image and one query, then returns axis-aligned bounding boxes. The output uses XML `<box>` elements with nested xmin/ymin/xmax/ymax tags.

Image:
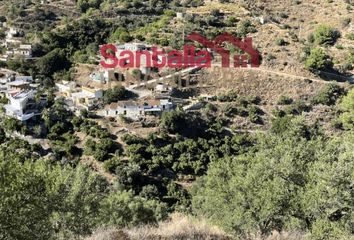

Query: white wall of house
<box><xmin>106</xmin><ymin>106</ymin><xmax>144</xmax><ymax>120</ymax></box>
<box><xmin>4</xmin><ymin>90</ymin><xmax>36</xmax><ymax>121</ymax></box>
<box><xmin>82</xmin><ymin>88</ymin><xmax>103</xmax><ymax>99</ymax></box>
<box><xmin>103</xmin><ymin>99</ymin><xmax>174</xmax><ymax>120</ymax></box>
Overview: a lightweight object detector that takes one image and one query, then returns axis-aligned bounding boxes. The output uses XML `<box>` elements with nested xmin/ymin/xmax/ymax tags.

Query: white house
<box><xmin>114</xmin><ymin>43</ymin><xmax>166</xmax><ymax>74</ymax></box>
<box><xmin>90</xmin><ymin>69</ymin><xmax>118</xmax><ymax>83</ymax></box>
<box><xmin>104</xmin><ymin>101</ymin><xmax>144</xmax><ymax>120</ymax></box>
<box><xmin>116</xmin><ymin>43</ymin><xmax>151</xmax><ymax>75</ymax></box>
<box><xmin>4</xmin><ymin>89</ymin><xmax>37</xmax><ymax>121</ymax></box>
<box><xmin>4</xmin><ymin>27</ymin><xmax>23</xmax><ymax>47</ymax></box>
<box><xmin>2</xmin><ymin>45</ymin><xmax>32</xmax><ymax>60</ymax></box>
<box><xmin>0</xmin><ymin>75</ymin><xmax>33</xmax><ymax>95</ymax></box>
<box><xmin>176</xmin><ymin>12</ymin><xmax>185</xmax><ymax>19</ymax></box>
<box><xmin>102</xmin><ymin>99</ymin><xmax>174</xmax><ymax>120</ymax></box>
<box><xmin>13</xmin><ymin>75</ymin><xmax>33</xmax><ymax>82</ymax></box>
<box><xmin>56</xmin><ymin>81</ymin><xmax>76</xmax><ymax>96</ymax></box>
<box><xmin>6</xmin><ymin>27</ymin><xmax>19</xmax><ymax>39</ymax></box>
<box><xmin>71</xmin><ymin>86</ymin><xmax>103</xmax><ymax>109</ymax></box>
<box><xmin>14</xmin><ymin>45</ymin><xmax>32</xmax><ymax>59</ymax></box>
<box><xmin>116</xmin><ymin>43</ymin><xmax>150</xmax><ymax>52</ymax></box>
<box><xmin>155</xmin><ymin>83</ymin><xmax>173</xmax><ymax>94</ymax></box>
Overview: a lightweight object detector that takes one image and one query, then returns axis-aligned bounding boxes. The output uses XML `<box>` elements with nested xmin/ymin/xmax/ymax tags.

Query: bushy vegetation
<box><xmin>0</xmin><ymin>158</ymin><xmax>166</xmax><ymax>239</ymax></box>
<box><xmin>76</xmin><ymin>0</ymin><xmax>103</xmax><ymax>13</ymax></box>
<box><xmin>217</xmin><ymin>90</ymin><xmax>238</xmax><ymax>102</ymax></box>
<box><xmin>305</xmin><ymin>47</ymin><xmax>333</xmax><ymax>71</ymax></box>
<box><xmin>277</xmin><ymin>95</ymin><xmax>293</xmax><ymax>105</ymax></box>
<box><xmin>313</xmin><ymin>25</ymin><xmax>340</xmax><ymax>46</ymax></box>
<box><xmin>160</xmin><ymin>110</ymin><xmax>189</xmax><ymax>134</ymax></box>
<box><xmin>238</xmin><ymin>20</ymin><xmax>257</xmax><ymax>37</ymax></box>
<box><xmin>84</xmin><ymin>137</ymin><xmax>118</xmax><ymax>161</ymax></box>
<box><xmin>192</xmin><ymin>118</ymin><xmax>354</xmax><ymax>238</ymax></box>
<box><xmin>103</xmin><ymin>86</ymin><xmax>130</xmax><ymax>104</ymax></box>
<box><xmin>275</xmin><ymin>38</ymin><xmax>287</xmax><ymax>46</ymax></box>
<box><xmin>311</xmin><ymin>84</ymin><xmax>345</xmax><ymax>106</ymax></box>
<box><xmin>339</xmin><ymin>88</ymin><xmax>354</xmax><ymax>130</ymax></box>
<box><xmin>2</xmin><ymin>86</ymin><xmax>354</xmax><ymax>239</ymax></box>
<box><xmin>2</xmin><ymin>1</ymin><xmax>354</xmax><ymax>239</ymax></box>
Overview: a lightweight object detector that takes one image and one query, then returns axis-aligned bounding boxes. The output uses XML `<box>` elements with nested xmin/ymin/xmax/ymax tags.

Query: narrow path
<box><xmin>129</xmin><ymin>63</ymin><xmax>351</xmax><ymax>98</ymax></box>
<box><xmin>126</xmin><ymin>63</ymin><xmax>352</xmax><ymax>99</ymax></box>
<box><xmin>210</xmin><ymin>63</ymin><xmax>351</xmax><ymax>85</ymax></box>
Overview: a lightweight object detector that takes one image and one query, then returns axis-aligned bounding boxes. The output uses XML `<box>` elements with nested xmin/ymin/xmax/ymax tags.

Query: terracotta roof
<box><xmin>106</xmin><ymin>99</ymin><xmax>165</xmax><ymax>110</ymax></box>
<box><xmin>142</xmin><ymin>99</ymin><xmax>160</xmax><ymax>106</ymax></box>
<box><xmin>115</xmin><ymin>101</ymin><xmax>141</xmax><ymax>108</ymax></box>
<box><xmin>109</xmin><ymin>102</ymin><xmax>118</xmax><ymax>109</ymax></box>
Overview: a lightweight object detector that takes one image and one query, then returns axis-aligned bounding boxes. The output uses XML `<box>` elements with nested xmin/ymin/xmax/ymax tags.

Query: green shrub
<box><xmin>308</xmin><ymin>33</ymin><xmax>315</xmax><ymax>43</ymax></box>
<box><xmin>275</xmin><ymin>38</ymin><xmax>287</xmax><ymax>46</ymax></box>
<box><xmin>103</xmin><ymin>86</ymin><xmax>129</xmax><ymax>104</ymax></box>
<box><xmin>248</xmin><ymin>111</ymin><xmax>262</xmax><ymax>124</ymax></box>
<box><xmin>346</xmin><ymin>33</ymin><xmax>354</xmax><ymax>40</ymax></box>
<box><xmin>160</xmin><ymin>110</ymin><xmax>187</xmax><ymax>134</ymax></box>
<box><xmin>2</xmin><ymin>117</ymin><xmax>22</xmax><ymax>132</ymax></box>
<box><xmin>305</xmin><ymin>47</ymin><xmax>333</xmax><ymax>71</ymax></box>
<box><xmin>236</xmin><ymin>107</ymin><xmax>249</xmax><ymax>117</ymax></box>
<box><xmin>281</xmin><ymin>24</ymin><xmax>291</xmax><ymax>30</ymax></box>
<box><xmin>248</xmin><ymin>106</ymin><xmax>263</xmax><ymax>124</ymax></box>
<box><xmin>217</xmin><ymin>91</ymin><xmax>238</xmax><ymax>102</ymax></box>
<box><xmin>76</xmin><ymin>0</ymin><xmax>102</xmax><ymax>13</ymax></box>
<box><xmin>266</xmin><ymin>54</ymin><xmax>276</xmax><ymax>61</ymax></box>
<box><xmin>192</xmin><ymin>122</ymin><xmax>343</xmax><ymax>236</ymax></box>
<box><xmin>121</xmin><ymin>134</ymin><xmax>146</xmax><ymax>145</ymax></box>
<box><xmin>279</xmin><ymin>12</ymin><xmax>289</xmax><ymax>18</ymax></box>
<box><xmin>84</xmin><ymin>138</ymin><xmax>117</xmax><ymax>161</ymax></box>
<box><xmin>103</xmin><ymin>157</ymin><xmax>122</xmax><ymax>173</ymax></box>
<box><xmin>110</xmin><ymin>28</ymin><xmax>132</xmax><ymax>43</ymax></box>
<box><xmin>277</xmin><ymin>96</ymin><xmax>293</xmax><ymax>105</ymax></box>
<box><xmin>225</xmin><ymin>16</ymin><xmax>238</xmax><ymax>27</ymax></box>
<box><xmin>223</xmin><ymin>104</ymin><xmax>238</xmax><ymax>117</ymax></box>
<box><xmin>310</xmin><ymin>219</ymin><xmax>350</xmax><ymax>240</ymax></box>
<box><xmin>271</xmin><ymin>115</ymin><xmax>293</xmax><ymax>134</ymax></box>
<box><xmin>339</xmin><ymin>88</ymin><xmax>354</xmax><ymax>130</ymax></box>
<box><xmin>313</xmin><ymin>25</ymin><xmax>339</xmax><ymax>45</ymax></box>
<box><xmin>347</xmin><ymin>49</ymin><xmax>354</xmax><ymax>64</ymax></box>
<box><xmin>204</xmin><ymin>103</ymin><xmax>218</xmax><ymax>112</ymax></box>
<box><xmin>311</xmin><ymin>84</ymin><xmax>345</xmax><ymax>106</ymax></box>
<box><xmin>238</xmin><ymin>20</ymin><xmax>257</xmax><ymax>37</ymax></box>
<box><xmin>99</xmin><ymin>190</ymin><xmax>167</xmax><ymax>227</ymax></box>
<box><xmin>284</xmin><ymin>100</ymin><xmax>311</xmax><ymax>115</ymax></box>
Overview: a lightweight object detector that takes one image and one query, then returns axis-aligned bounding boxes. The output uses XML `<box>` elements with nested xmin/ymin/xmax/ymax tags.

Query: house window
<box><xmin>116</xmin><ymin>111</ymin><xmax>118</xmax><ymax>115</ymax></box>
<box><xmin>124</xmin><ymin>110</ymin><xmax>127</xmax><ymax>115</ymax></box>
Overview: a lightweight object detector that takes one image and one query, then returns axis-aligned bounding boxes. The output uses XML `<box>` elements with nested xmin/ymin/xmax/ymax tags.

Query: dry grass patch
<box><xmin>187</xmin><ymin>2</ymin><xmax>249</xmax><ymax>15</ymax></box>
<box><xmin>126</xmin><ymin>213</ymin><xmax>231</xmax><ymax>240</ymax></box>
<box><xmin>85</xmin><ymin>213</ymin><xmax>231</xmax><ymax>240</ymax></box>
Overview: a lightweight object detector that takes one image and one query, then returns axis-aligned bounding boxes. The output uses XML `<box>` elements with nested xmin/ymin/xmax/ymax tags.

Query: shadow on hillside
<box><xmin>316</xmin><ymin>69</ymin><xmax>350</xmax><ymax>83</ymax></box>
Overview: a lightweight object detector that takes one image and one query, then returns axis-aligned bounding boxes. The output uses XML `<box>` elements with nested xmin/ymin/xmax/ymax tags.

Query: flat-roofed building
<box><xmin>71</xmin><ymin>86</ymin><xmax>103</xmax><ymax>110</ymax></box>
<box><xmin>101</xmin><ymin>98</ymin><xmax>174</xmax><ymax>120</ymax></box>
<box><xmin>4</xmin><ymin>89</ymin><xmax>37</xmax><ymax>121</ymax></box>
